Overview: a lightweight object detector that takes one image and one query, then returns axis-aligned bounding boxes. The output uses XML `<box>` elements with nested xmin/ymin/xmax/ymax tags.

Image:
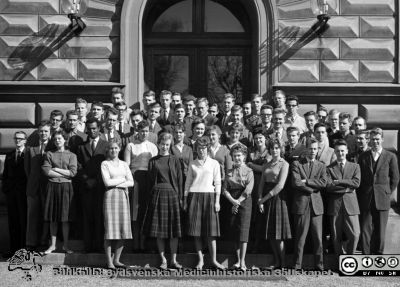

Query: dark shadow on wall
<box><xmin>259</xmin><ymin>20</ymin><xmax>330</xmax><ymax>98</ymax></box>
<box><xmin>7</xmin><ymin>24</ymin><xmax>76</xmax><ymax>81</ymax></box>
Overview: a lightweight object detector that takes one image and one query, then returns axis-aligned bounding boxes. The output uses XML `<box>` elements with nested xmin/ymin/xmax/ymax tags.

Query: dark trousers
<box><xmin>6</xmin><ymin>189</ymin><xmax>27</xmax><ymax>252</ymax></box>
<box><xmin>293</xmin><ymin>202</ymin><xmax>323</xmax><ymax>269</ymax></box>
<box><xmin>26</xmin><ymin>185</ymin><xmax>46</xmax><ymax>247</ymax></box>
<box><xmin>81</xmin><ymin>186</ymin><xmax>104</xmax><ymax>252</ymax></box>
<box><xmin>360</xmin><ymin>199</ymin><xmax>389</xmax><ymax>255</ymax></box>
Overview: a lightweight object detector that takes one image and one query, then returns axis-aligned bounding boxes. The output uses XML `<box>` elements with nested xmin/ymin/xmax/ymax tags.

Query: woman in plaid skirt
<box><xmin>223</xmin><ymin>144</ymin><xmax>254</xmax><ymax>271</ymax></box>
<box><xmin>183</xmin><ymin>136</ymin><xmax>225</xmax><ymax>270</ymax></box>
<box><xmin>101</xmin><ymin>140</ymin><xmax>134</xmax><ymax>269</ymax></box>
<box><xmin>258</xmin><ymin>138</ymin><xmax>291</xmax><ymax>269</ymax></box>
<box><xmin>142</xmin><ymin>132</ymin><xmax>183</xmax><ymax>270</ymax></box>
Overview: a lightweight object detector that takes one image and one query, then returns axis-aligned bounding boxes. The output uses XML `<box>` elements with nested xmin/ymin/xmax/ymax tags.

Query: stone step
<box><xmin>37</xmin><ymin>253</ymin><xmax>338</xmax><ymax>270</ymax></box>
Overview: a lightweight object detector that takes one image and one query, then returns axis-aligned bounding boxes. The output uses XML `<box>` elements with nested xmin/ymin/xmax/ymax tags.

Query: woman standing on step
<box><xmin>223</xmin><ymin>144</ymin><xmax>254</xmax><ymax>271</ymax></box>
<box><xmin>42</xmin><ymin>131</ymin><xmax>77</xmax><ymax>255</ymax></box>
<box><xmin>258</xmin><ymin>138</ymin><xmax>291</xmax><ymax>269</ymax></box>
<box><xmin>142</xmin><ymin>132</ymin><xmax>183</xmax><ymax>270</ymax></box>
<box><xmin>101</xmin><ymin>139</ymin><xmax>134</xmax><ymax>269</ymax></box>
<box><xmin>183</xmin><ymin>136</ymin><xmax>225</xmax><ymax>270</ymax></box>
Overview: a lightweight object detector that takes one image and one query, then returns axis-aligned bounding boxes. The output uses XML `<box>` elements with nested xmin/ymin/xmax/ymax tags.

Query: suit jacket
<box><xmin>77</xmin><ymin>138</ymin><xmax>108</xmax><ymax>189</ymax></box>
<box><xmin>202</xmin><ymin>113</ymin><xmax>217</xmax><ymax>127</ymax></box>
<box><xmin>265</xmin><ymin>128</ymin><xmax>288</xmax><ymax>144</ymax></box>
<box><xmin>116</xmin><ymin>122</ymin><xmax>131</xmax><ymax>135</ymax></box>
<box><xmin>216</xmin><ymin>113</ymin><xmax>234</xmax><ymax>131</ymax></box>
<box><xmin>65</xmin><ymin>130</ymin><xmax>87</xmax><ymax>155</ymax></box>
<box><xmin>100</xmin><ymin>129</ymin><xmax>122</xmax><ymax>145</ymax></box>
<box><xmin>358</xmin><ymin>149</ymin><xmax>399</xmax><ymax>211</ymax></box>
<box><xmin>285</xmin><ymin>143</ymin><xmax>307</xmax><ymax>165</ymax></box>
<box><xmin>316</xmin><ymin>143</ymin><xmax>336</xmax><ymax>166</ymax></box>
<box><xmin>2</xmin><ymin>149</ymin><xmax>27</xmax><ymax>194</ymax></box>
<box><xmin>24</xmin><ymin>145</ymin><xmax>51</xmax><ymax>196</ymax></box>
<box><xmin>157</xmin><ymin>108</ymin><xmax>175</xmax><ymax>127</ymax></box>
<box><xmin>291</xmin><ymin>158</ymin><xmax>327</xmax><ymax>215</ymax></box>
<box><xmin>148</xmin><ymin>120</ymin><xmax>162</xmax><ymax>135</ymax></box>
<box><xmin>326</xmin><ymin>161</ymin><xmax>361</xmax><ymax>216</ymax></box>
<box><xmin>299</xmin><ymin>131</ymin><xmax>314</xmax><ymax>146</ymax></box>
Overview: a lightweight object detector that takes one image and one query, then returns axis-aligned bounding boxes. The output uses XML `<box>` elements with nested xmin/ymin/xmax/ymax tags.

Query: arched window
<box><xmin>143</xmin><ymin>0</ymin><xmax>252</xmax><ymax>104</ymax></box>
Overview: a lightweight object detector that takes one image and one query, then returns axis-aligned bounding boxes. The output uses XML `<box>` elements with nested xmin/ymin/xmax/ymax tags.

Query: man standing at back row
<box><xmin>358</xmin><ymin>128</ymin><xmax>399</xmax><ymax>255</ymax></box>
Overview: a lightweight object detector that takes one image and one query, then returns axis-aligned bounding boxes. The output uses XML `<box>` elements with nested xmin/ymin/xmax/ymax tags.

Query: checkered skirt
<box><xmin>103</xmin><ymin>187</ymin><xmax>132</xmax><ymax>240</ymax></box>
<box><xmin>142</xmin><ymin>183</ymin><xmax>182</xmax><ymax>238</ymax></box>
<box><xmin>186</xmin><ymin>192</ymin><xmax>220</xmax><ymax>237</ymax></box>
<box><xmin>263</xmin><ymin>182</ymin><xmax>292</xmax><ymax>240</ymax></box>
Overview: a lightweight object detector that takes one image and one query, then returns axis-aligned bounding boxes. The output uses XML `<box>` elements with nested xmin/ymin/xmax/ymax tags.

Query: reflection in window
<box><xmin>154</xmin><ymin>55</ymin><xmax>189</xmax><ymax>95</ymax></box>
<box><xmin>204</xmin><ymin>0</ymin><xmax>244</xmax><ymax>32</ymax></box>
<box><xmin>208</xmin><ymin>56</ymin><xmax>243</xmax><ymax>103</ymax></box>
<box><xmin>152</xmin><ymin>0</ymin><xmax>192</xmax><ymax>32</ymax></box>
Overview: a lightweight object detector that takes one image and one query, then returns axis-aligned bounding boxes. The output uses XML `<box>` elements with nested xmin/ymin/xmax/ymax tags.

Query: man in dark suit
<box><xmin>326</xmin><ymin>140</ymin><xmax>361</xmax><ymax>258</ymax></box>
<box><xmin>285</xmin><ymin>126</ymin><xmax>307</xmax><ymax>165</ymax></box>
<box><xmin>265</xmin><ymin>108</ymin><xmax>287</xmax><ymax>143</ymax></box>
<box><xmin>157</xmin><ymin>90</ymin><xmax>175</xmax><ymax>127</ymax></box>
<box><xmin>358</xmin><ymin>127</ymin><xmax>399</xmax><ymax>255</ymax></box>
<box><xmin>291</xmin><ymin>138</ymin><xmax>327</xmax><ymax>271</ymax></box>
<box><xmin>351</xmin><ymin>129</ymin><xmax>370</xmax><ymax>163</ymax></box>
<box><xmin>100</xmin><ymin>107</ymin><xmax>122</xmax><ymax>145</ymax></box>
<box><xmin>216</xmin><ymin>93</ymin><xmax>235</xmax><ymax>130</ymax></box>
<box><xmin>25</xmin><ymin>121</ymin><xmax>52</xmax><ymax>249</ymax></box>
<box><xmin>64</xmin><ymin>110</ymin><xmax>87</xmax><ymax>154</ymax></box>
<box><xmin>147</xmin><ymin>103</ymin><xmax>163</xmax><ymax>135</ymax></box>
<box><xmin>2</xmin><ymin>131</ymin><xmax>28</xmax><ymax>255</ymax></box>
<box><xmin>196</xmin><ymin>97</ymin><xmax>217</xmax><ymax>126</ymax></box>
<box><xmin>77</xmin><ymin>118</ymin><xmax>108</xmax><ymax>253</ymax></box>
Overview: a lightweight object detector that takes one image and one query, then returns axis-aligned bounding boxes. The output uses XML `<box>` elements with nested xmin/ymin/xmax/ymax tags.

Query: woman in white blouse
<box><xmin>124</xmin><ymin>120</ymin><xmax>158</xmax><ymax>251</ymax></box>
<box><xmin>101</xmin><ymin>140</ymin><xmax>134</xmax><ymax>269</ymax></box>
<box><xmin>183</xmin><ymin>136</ymin><xmax>225</xmax><ymax>270</ymax></box>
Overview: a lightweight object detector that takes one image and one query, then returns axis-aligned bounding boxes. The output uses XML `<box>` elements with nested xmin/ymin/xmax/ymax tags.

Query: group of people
<box><xmin>2</xmin><ymin>88</ymin><xmax>399</xmax><ymax>271</ymax></box>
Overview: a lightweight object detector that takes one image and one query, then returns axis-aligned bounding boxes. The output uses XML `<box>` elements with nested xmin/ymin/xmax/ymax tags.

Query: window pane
<box><xmin>204</xmin><ymin>0</ymin><xmax>244</xmax><ymax>32</ymax></box>
<box><xmin>154</xmin><ymin>55</ymin><xmax>189</xmax><ymax>95</ymax></box>
<box><xmin>207</xmin><ymin>56</ymin><xmax>243</xmax><ymax>103</ymax></box>
<box><xmin>152</xmin><ymin>0</ymin><xmax>192</xmax><ymax>32</ymax></box>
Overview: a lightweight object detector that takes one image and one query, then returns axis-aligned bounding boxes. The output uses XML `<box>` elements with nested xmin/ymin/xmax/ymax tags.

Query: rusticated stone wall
<box><xmin>277</xmin><ymin>0</ymin><xmax>396</xmax><ymax>83</ymax></box>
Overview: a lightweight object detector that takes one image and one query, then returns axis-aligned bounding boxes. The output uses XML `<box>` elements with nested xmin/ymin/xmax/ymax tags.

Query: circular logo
<box><xmin>341</xmin><ymin>257</ymin><xmax>358</xmax><ymax>274</ymax></box>
<box><xmin>374</xmin><ymin>257</ymin><xmax>386</xmax><ymax>268</ymax></box>
<box><xmin>362</xmin><ymin>257</ymin><xmax>373</xmax><ymax>268</ymax></box>
<box><xmin>387</xmin><ymin>257</ymin><xmax>399</xmax><ymax>268</ymax></box>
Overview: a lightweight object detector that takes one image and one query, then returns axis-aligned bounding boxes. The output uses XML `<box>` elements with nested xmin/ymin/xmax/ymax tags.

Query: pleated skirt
<box><xmin>186</xmin><ymin>192</ymin><xmax>220</xmax><ymax>237</ymax></box>
<box><xmin>142</xmin><ymin>183</ymin><xmax>181</xmax><ymax>239</ymax></box>
<box><xmin>103</xmin><ymin>187</ymin><xmax>132</xmax><ymax>240</ymax></box>
<box><xmin>263</xmin><ymin>182</ymin><xmax>292</xmax><ymax>240</ymax></box>
<box><xmin>44</xmin><ymin>182</ymin><xmax>74</xmax><ymax>222</ymax></box>
<box><xmin>227</xmin><ymin>189</ymin><xmax>252</xmax><ymax>242</ymax></box>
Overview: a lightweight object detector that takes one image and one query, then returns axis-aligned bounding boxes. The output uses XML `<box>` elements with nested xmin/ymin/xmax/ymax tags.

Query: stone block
<box><xmin>0</xmin><ymin>0</ymin><xmax>59</xmax><ymax>14</ymax></box>
<box><xmin>321</xmin><ymin>60</ymin><xmax>359</xmax><ymax>82</ymax></box>
<box><xmin>359</xmin><ymin>105</ymin><xmax>400</xmax><ymax>127</ymax></box>
<box><xmin>85</xmin><ymin>0</ymin><xmax>120</xmax><ymax>18</ymax></box>
<box><xmin>341</xmin><ymin>39</ymin><xmax>394</xmax><ymax>60</ymax></box>
<box><xmin>0</xmin><ymin>128</ymin><xmax>35</xmax><ymax>150</ymax></box>
<box><xmin>38</xmin><ymin>103</ymin><xmax>75</xmax><ymax>121</ymax></box>
<box><xmin>39</xmin><ymin>16</ymin><xmax>120</xmax><ymax>37</ymax></box>
<box><xmin>298</xmin><ymin>104</ymin><xmax>317</xmax><ymax>117</ymax></box>
<box><xmin>279</xmin><ymin>60</ymin><xmax>319</xmax><ymax>82</ymax></box>
<box><xmin>381</xmin><ymin>130</ymin><xmax>398</xmax><ymax>152</ymax></box>
<box><xmin>0</xmin><ymin>36</ymin><xmax>58</xmax><ymax>58</ymax></box>
<box><xmin>360</xmin><ymin>16</ymin><xmax>395</xmax><ymax>38</ymax></box>
<box><xmin>0</xmin><ymin>58</ymin><xmax>37</xmax><ymax>80</ymax></box>
<box><xmin>0</xmin><ymin>103</ymin><xmax>35</xmax><ymax>126</ymax></box>
<box><xmin>38</xmin><ymin>59</ymin><xmax>77</xmax><ymax>81</ymax></box>
<box><xmin>78</xmin><ymin>59</ymin><xmax>119</xmax><ymax>81</ymax></box>
<box><xmin>0</xmin><ymin>15</ymin><xmax>38</xmax><ymax>35</ymax></box>
<box><xmin>59</xmin><ymin>37</ymin><xmax>119</xmax><ymax>59</ymax></box>
<box><xmin>360</xmin><ymin>61</ymin><xmax>394</xmax><ymax>83</ymax></box>
<box><xmin>341</xmin><ymin>0</ymin><xmax>395</xmax><ymax>15</ymax></box>
<box><xmin>279</xmin><ymin>38</ymin><xmax>339</xmax><ymax>60</ymax></box>
<box><xmin>278</xmin><ymin>0</ymin><xmax>338</xmax><ymax>19</ymax></box>
<box><xmin>321</xmin><ymin>104</ymin><xmax>358</xmax><ymax>118</ymax></box>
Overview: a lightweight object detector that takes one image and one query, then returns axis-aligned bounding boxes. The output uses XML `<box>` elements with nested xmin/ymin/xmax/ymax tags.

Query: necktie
<box><xmin>91</xmin><ymin>140</ymin><xmax>96</xmax><ymax>155</ymax></box>
<box><xmin>275</xmin><ymin>131</ymin><xmax>280</xmax><ymax>139</ymax></box>
<box><xmin>340</xmin><ymin>162</ymin><xmax>344</xmax><ymax>174</ymax></box>
<box><xmin>16</xmin><ymin>150</ymin><xmax>21</xmax><ymax>163</ymax></box>
<box><xmin>309</xmin><ymin>160</ymin><xmax>313</xmax><ymax>177</ymax></box>
<box><xmin>40</xmin><ymin>144</ymin><xmax>44</xmax><ymax>155</ymax></box>
<box><xmin>119</xmin><ymin>122</ymin><xmax>123</xmax><ymax>133</ymax></box>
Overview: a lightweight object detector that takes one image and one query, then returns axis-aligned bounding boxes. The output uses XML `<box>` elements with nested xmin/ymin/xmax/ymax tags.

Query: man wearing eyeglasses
<box><xmin>26</xmin><ymin>110</ymin><xmax>63</xmax><ymax>149</ymax></box>
<box><xmin>285</xmin><ymin>95</ymin><xmax>307</xmax><ymax>134</ymax></box>
<box><xmin>2</xmin><ymin>131</ymin><xmax>28</xmax><ymax>257</ymax></box>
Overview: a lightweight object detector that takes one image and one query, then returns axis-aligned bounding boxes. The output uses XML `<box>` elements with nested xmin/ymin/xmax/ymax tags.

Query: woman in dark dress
<box><xmin>142</xmin><ymin>132</ymin><xmax>183</xmax><ymax>270</ymax></box>
<box><xmin>42</xmin><ymin>131</ymin><xmax>77</xmax><ymax>254</ymax></box>
<box><xmin>258</xmin><ymin>138</ymin><xmax>291</xmax><ymax>269</ymax></box>
<box><xmin>222</xmin><ymin>144</ymin><xmax>254</xmax><ymax>271</ymax></box>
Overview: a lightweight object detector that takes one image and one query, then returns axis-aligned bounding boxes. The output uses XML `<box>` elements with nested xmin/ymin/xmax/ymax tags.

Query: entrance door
<box><xmin>143</xmin><ymin>0</ymin><xmax>252</xmax><ymax>104</ymax></box>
